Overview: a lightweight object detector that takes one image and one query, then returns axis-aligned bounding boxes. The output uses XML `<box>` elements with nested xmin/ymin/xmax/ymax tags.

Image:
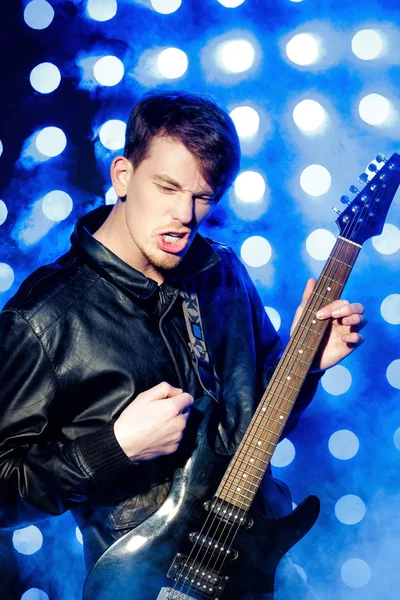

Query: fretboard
<box><xmin>216</xmin><ymin>236</ymin><xmax>361</xmax><ymax>510</ymax></box>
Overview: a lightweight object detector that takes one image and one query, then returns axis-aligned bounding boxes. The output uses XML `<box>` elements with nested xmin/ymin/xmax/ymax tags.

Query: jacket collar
<box><xmin>70</xmin><ymin>205</ymin><xmax>220</xmax><ymax>300</ymax></box>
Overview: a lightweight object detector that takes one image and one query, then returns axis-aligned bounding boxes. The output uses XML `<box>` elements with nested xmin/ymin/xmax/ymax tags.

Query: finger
<box><xmin>341</xmin><ymin>332</ymin><xmax>365</xmax><ymax>346</ymax></box>
<box><xmin>300</xmin><ymin>278</ymin><xmax>316</xmax><ymax>307</ymax></box>
<box><xmin>146</xmin><ymin>381</ymin><xmax>183</xmax><ymax>401</ymax></box>
<box><xmin>316</xmin><ymin>300</ymin><xmax>351</xmax><ymax>319</ymax></box>
<box><xmin>341</xmin><ymin>314</ymin><xmax>368</xmax><ymax>329</ymax></box>
<box><xmin>172</xmin><ymin>393</ymin><xmax>194</xmax><ymax>414</ymax></box>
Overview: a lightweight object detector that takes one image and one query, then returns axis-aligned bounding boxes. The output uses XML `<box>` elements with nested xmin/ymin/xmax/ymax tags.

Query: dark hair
<box><xmin>123</xmin><ymin>90</ymin><xmax>241</xmax><ymax>200</ymax></box>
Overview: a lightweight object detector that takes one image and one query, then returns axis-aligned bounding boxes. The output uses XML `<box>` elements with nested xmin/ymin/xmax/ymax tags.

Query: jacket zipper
<box><xmin>158</xmin><ymin>287</ymin><xmax>186</xmax><ymax>391</ymax></box>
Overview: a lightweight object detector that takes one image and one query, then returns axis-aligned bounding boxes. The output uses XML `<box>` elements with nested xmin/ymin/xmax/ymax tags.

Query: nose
<box><xmin>171</xmin><ymin>192</ymin><xmax>195</xmax><ymax>225</ymax></box>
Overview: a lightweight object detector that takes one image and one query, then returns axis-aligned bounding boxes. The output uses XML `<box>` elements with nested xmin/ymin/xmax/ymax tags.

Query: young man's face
<box><xmin>111</xmin><ymin>135</ymin><xmax>216</xmax><ymax>281</ymax></box>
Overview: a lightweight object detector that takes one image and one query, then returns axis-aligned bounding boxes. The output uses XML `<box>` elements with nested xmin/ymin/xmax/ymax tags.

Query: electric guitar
<box><xmin>83</xmin><ymin>153</ymin><xmax>400</xmax><ymax>600</ymax></box>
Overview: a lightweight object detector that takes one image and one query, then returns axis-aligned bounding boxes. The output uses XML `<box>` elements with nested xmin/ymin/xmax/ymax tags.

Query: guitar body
<box><xmin>84</xmin><ymin>401</ymin><xmax>320</xmax><ymax>600</ymax></box>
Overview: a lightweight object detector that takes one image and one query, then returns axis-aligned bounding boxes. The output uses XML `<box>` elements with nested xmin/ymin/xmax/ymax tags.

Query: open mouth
<box><xmin>157</xmin><ymin>231</ymin><xmax>190</xmax><ymax>254</ymax></box>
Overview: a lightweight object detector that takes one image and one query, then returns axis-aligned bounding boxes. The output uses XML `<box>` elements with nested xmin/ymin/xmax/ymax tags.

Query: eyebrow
<box><xmin>152</xmin><ymin>175</ymin><xmax>214</xmax><ymax>197</ymax></box>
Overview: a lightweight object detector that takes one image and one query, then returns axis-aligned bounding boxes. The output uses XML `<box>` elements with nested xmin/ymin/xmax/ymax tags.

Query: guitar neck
<box><xmin>216</xmin><ymin>236</ymin><xmax>361</xmax><ymax>510</ymax></box>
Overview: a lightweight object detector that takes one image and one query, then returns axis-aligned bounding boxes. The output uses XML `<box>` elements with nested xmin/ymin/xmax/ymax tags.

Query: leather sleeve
<box><xmin>0</xmin><ymin>309</ymin><xmax>133</xmax><ymax>529</ymax></box>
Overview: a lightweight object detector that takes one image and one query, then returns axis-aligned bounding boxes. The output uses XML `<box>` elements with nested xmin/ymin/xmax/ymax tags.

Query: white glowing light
<box><xmin>126</xmin><ymin>535</ymin><xmax>148</xmax><ymax>552</ymax></box>
<box><xmin>328</xmin><ymin>430</ymin><xmax>359</xmax><ymax>460</ymax></box>
<box><xmin>157</xmin><ymin>48</ymin><xmax>188</xmax><ymax>79</ymax></box>
<box><xmin>230</xmin><ymin>106</ymin><xmax>260</xmax><ymax>137</ymax></box>
<box><xmin>271</xmin><ymin>439</ymin><xmax>295</xmax><ymax>467</ymax></box>
<box><xmin>394</xmin><ymin>427</ymin><xmax>400</xmax><ymax>451</ymax></box>
<box><xmin>359</xmin><ymin>94</ymin><xmax>391</xmax><ymax>126</ymax></box>
<box><xmin>306</xmin><ymin>229</ymin><xmax>336</xmax><ymax>261</ymax></box>
<box><xmin>386</xmin><ymin>359</ymin><xmax>400</xmax><ymax>389</ymax></box>
<box><xmin>12</xmin><ymin>525</ymin><xmax>43</xmax><ymax>555</ymax></box>
<box><xmin>372</xmin><ymin>223</ymin><xmax>400</xmax><ymax>255</ymax></box>
<box><xmin>240</xmin><ymin>236</ymin><xmax>272</xmax><ymax>267</ymax></box>
<box><xmin>380</xmin><ymin>294</ymin><xmax>400</xmax><ymax>325</ymax></box>
<box><xmin>300</xmin><ymin>164</ymin><xmax>332</xmax><ymax>196</ymax></box>
<box><xmin>151</xmin><ymin>0</ymin><xmax>182</xmax><ymax>14</ymax></box>
<box><xmin>0</xmin><ymin>263</ymin><xmax>15</xmax><ymax>292</ymax></box>
<box><xmin>286</xmin><ymin>33</ymin><xmax>320</xmax><ymax>66</ymax></box>
<box><xmin>217</xmin><ymin>0</ymin><xmax>246</xmax><ymax>7</ymax></box>
<box><xmin>234</xmin><ymin>171</ymin><xmax>266</xmax><ymax>203</ymax></box>
<box><xmin>30</xmin><ymin>62</ymin><xmax>61</xmax><ymax>94</ymax></box>
<box><xmin>41</xmin><ymin>190</ymin><xmax>73</xmax><ymax>222</ymax></box>
<box><xmin>293</xmin><ymin>99</ymin><xmax>327</xmax><ymax>132</ymax></box>
<box><xmin>0</xmin><ymin>200</ymin><xmax>7</xmax><ymax>226</ymax></box>
<box><xmin>24</xmin><ymin>0</ymin><xmax>54</xmax><ymax>30</ymax></box>
<box><xmin>335</xmin><ymin>495</ymin><xmax>366</xmax><ymax>525</ymax></box>
<box><xmin>219</xmin><ymin>39</ymin><xmax>255</xmax><ymax>73</ymax></box>
<box><xmin>264</xmin><ymin>306</ymin><xmax>281</xmax><ymax>331</ymax></box>
<box><xmin>75</xmin><ymin>527</ymin><xmax>83</xmax><ymax>545</ymax></box>
<box><xmin>94</xmin><ymin>56</ymin><xmax>125</xmax><ymax>87</ymax></box>
<box><xmin>321</xmin><ymin>365</ymin><xmax>352</xmax><ymax>396</ymax></box>
<box><xmin>352</xmin><ymin>29</ymin><xmax>383</xmax><ymax>60</ymax></box>
<box><xmin>87</xmin><ymin>0</ymin><xmax>117</xmax><ymax>21</ymax></box>
<box><xmin>105</xmin><ymin>186</ymin><xmax>119</xmax><ymax>205</ymax></box>
<box><xmin>0</xmin><ymin>139</ymin><xmax>3</xmax><ymax>157</ymax></box>
<box><xmin>36</xmin><ymin>127</ymin><xmax>67</xmax><ymax>158</ymax></box>
<box><xmin>99</xmin><ymin>120</ymin><xmax>126</xmax><ymax>150</ymax></box>
<box><xmin>341</xmin><ymin>558</ymin><xmax>371</xmax><ymax>588</ymax></box>
<box><xmin>21</xmin><ymin>590</ymin><xmax>49</xmax><ymax>600</ymax></box>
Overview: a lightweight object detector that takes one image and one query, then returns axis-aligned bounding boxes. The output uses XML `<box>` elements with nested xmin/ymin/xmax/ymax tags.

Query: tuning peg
<box><xmin>376</xmin><ymin>153</ymin><xmax>386</xmax><ymax>163</ymax></box>
<box><xmin>349</xmin><ymin>185</ymin><xmax>359</xmax><ymax>194</ymax></box>
<box><xmin>340</xmin><ymin>195</ymin><xmax>350</xmax><ymax>205</ymax></box>
<box><xmin>368</xmin><ymin>163</ymin><xmax>378</xmax><ymax>173</ymax></box>
<box><xmin>358</xmin><ymin>173</ymin><xmax>369</xmax><ymax>184</ymax></box>
<box><xmin>332</xmin><ymin>206</ymin><xmax>342</xmax><ymax>215</ymax></box>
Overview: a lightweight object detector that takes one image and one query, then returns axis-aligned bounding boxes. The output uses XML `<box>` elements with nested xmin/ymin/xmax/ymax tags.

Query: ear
<box><xmin>110</xmin><ymin>156</ymin><xmax>132</xmax><ymax>197</ymax></box>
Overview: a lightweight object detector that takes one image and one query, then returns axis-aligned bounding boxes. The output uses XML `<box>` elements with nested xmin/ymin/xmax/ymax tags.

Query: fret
<box><xmin>298</xmin><ymin>323</ymin><xmax>323</xmax><ymax>336</ymax></box>
<box><xmin>236</xmin><ymin>452</ymin><xmax>269</xmax><ymax>466</ymax></box>
<box><xmin>266</xmin><ymin>390</ymin><xmax>296</xmax><ymax>404</ymax></box>
<box><xmin>219</xmin><ymin>489</ymin><xmax>253</xmax><ymax>504</ymax></box>
<box><xmin>234</xmin><ymin>462</ymin><xmax>265</xmax><ymax>474</ymax></box>
<box><xmin>252</xmin><ymin>422</ymin><xmax>279</xmax><ymax>436</ymax></box>
<box><xmin>320</xmin><ymin>274</ymin><xmax>345</xmax><ymax>287</ymax></box>
<box><xmin>225</xmin><ymin>477</ymin><xmax>260</xmax><ymax>490</ymax></box>
<box><xmin>330</xmin><ymin>257</ymin><xmax>352</xmax><ymax>268</ymax></box>
<box><xmin>231</xmin><ymin>467</ymin><xmax>263</xmax><ymax>482</ymax></box>
<box><xmin>241</xmin><ymin>442</ymin><xmax>273</xmax><ymax>455</ymax></box>
<box><xmin>284</xmin><ymin>352</ymin><xmax>311</xmax><ymax>366</ymax></box>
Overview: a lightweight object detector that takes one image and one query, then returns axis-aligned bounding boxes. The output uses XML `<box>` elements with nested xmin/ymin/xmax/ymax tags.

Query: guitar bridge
<box><xmin>167</xmin><ymin>553</ymin><xmax>228</xmax><ymax>598</ymax></box>
<box><xmin>156</xmin><ymin>588</ymin><xmax>197</xmax><ymax>600</ymax></box>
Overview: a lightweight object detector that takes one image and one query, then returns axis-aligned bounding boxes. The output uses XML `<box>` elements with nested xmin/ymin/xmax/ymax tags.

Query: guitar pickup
<box><xmin>204</xmin><ymin>498</ymin><xmax>253</xmax><ymax>528</ymax></box>
<box><xmin>167</xmin><ymin>553</ymin><xmax>228</xmax><ymax>598</ymax></box>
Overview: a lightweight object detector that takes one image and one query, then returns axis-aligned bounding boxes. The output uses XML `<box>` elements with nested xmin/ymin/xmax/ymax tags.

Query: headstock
<box><xmin>335</xmin><ymin>153</ymin><xmax>400</xmax><ymax>245</ymax></box>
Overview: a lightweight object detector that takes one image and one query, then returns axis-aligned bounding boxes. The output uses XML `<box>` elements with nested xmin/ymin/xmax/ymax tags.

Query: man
<box><xmin>0</xmin><ymin>91</ymin><xmax>366</xmax><ymax>597</ymax></box>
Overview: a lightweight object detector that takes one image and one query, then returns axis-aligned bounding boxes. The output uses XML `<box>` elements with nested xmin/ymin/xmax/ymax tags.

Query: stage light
<box><xmin>21</xmin><ymin>590</ymin><xmax>49</xmax><ymax>600</ymax></box>
<box><xmin>381</xmin><ymin>294</ymin><xmax>400</xmax><ymax>325</ymax></box>
<box><xmin>151</xmin><ymin>0</ymin><xmax>182</xmax><ymax>14</ymax></box>
<box><xmin>351</xmin><ymin>29</ymin><xmax>383</xmax><ymax>60</ymax></box>
<box><xmin>30</xmin><ymin>63</ymin><xmax>61</xmax><ymax>94</ymax></box>
<box><xmin>24</xmin><ymin>0</ymin><xmax>54</xmax><ymax>30</ymax></box>
<box><xmin>12</xmin><ymin>526</ymin><xmax>43</xmax><ymax>556</ymax></box>
<box><xmin>335</xmin><ymin>495</ymin><xmax>366</xmax><ymax>525</ymax></box>
<box><xmin>359</xmin><ymin>93</ymin><xmax>391</xmax><ymax>125</ymax></box>
<box><xmin>264</xmin><ymin>306</ymin><xmax>281</xmax><ymax>331</ymax></box>
<box><xmin>0</xmin><ymin>200</ymin><xmax>7</xmax><ymax>226</ymax></box>
<box><xmin>217</xmin><ymin>0</ymin><xmax>246</xmax><ymax>7</ymax></box>
<box><xmin>93</xmin><ymin>56</ymin><xmax>125</xmax><ymax>87</ymax></box>
<box><xmin>230</xmin><ymin>106</ymin><xmax>260</xmax><ymax>137</ymax></box>
<box><xmin>234</xmin><ymin>171</ymin><xmax>265</xmax><ymax>203</ymax></box>
<box><xmin>300</xmin><ymin>164</ymin><xmax>331</xmax><ymax>196</ymax></box>
<box><xmin>87</xmin><ymin>0</ymin><xmax>117</xmax><ymax>21</ymax></box>
<box><xmin>41</xmin><ymin>191</ymin><xmax>73</xmax><ymax>222</ymax></box>
<box><xmin>75</xmin><ymin>527</ymin><xmax>83</xmax><ymax>545</ymax></box>
<box><xmin>240</xmin><ymin>235</ymin><xmax>272</xmax><ymax>267</ymax></box>
<box><xmin>305</xmin><ymin>229</ymin><xmax>335</xmax><ymax>261</ymax></box>
<box><xmin>218</xmin><ymin>39</ymin><xmax>255</xmax><ymax>73</ymax></box>
<box><xmin>386</xmin><ymin>359</ymin><xmax>400</xmax><ymax>389</ymax></box>
<box><xmin>271</xmin><ymin>439</ymin><xmax>296</xmax><ymax>467</ymax></box>
<box><xmin>292</xmin><ymin>99</ymin><xmax>327</xmax><ymax>133</ymax></box>
<box><xmin>99</xmin><ymin>119</ymin><xmax>126</xmax><ymax>150</ymax></box>
<box><xmin>286</xmin><ymin>33</ymin><xmax>320</xmax><ymax>66</ymax></box>
<box><xmin>0</xmin><ymin>263</ymin><xmax>14</xmax><ymax>292</ymax></box>
<box><xmin>372</xmin><ymin>223</ymin><xmax>400</xmax><ymax>255</ymax></box>
<box><xmin>321</xmin><ymin>365</ymin><xmax>352</xmax><ymax>395</ymax></box>
<box><xmin>157</xmin><ymin>48</ymin><xmax>188</xmax><ymax>79</ymax></box>
<box><xmin>341</xmin><ymin>558</ymin><xmax>371</xmax><ymax>588</ymax></box>
<box><xmin>35</xmin><ymin>127</ymin><xmax>67</xmax><ymax>158</ymax></box>
<box><xmin>328</xmin><ymin>430</ymin><xmax>359</xmax><ymax>460</ymax></box>
<box><xmin>105</xmin><ymin>186</ymin><xmax>118</xmax><ymax>205</ymax></box>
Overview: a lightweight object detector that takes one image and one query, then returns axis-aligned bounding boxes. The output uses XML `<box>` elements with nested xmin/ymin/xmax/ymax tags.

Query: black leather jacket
<box><xmin>0</xmin><ymin>206</ymin><xmax>319</xmax><ymax>568</ymax></box>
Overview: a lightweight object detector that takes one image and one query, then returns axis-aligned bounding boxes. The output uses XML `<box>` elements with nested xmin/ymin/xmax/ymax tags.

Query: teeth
<box><xmin>163</xmin><ymin>234</ymin><xmax>181</xmax><ymax>243</ymax></box>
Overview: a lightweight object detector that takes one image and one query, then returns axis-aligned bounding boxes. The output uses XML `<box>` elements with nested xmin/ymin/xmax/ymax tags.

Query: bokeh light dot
<box><xmin>0</xmin><ymin>139</ymin><xmax>3</xmax><ymax>157</ymax></box>
<box><xmin>329</xmin><ymin>430</ymin><xmax>359</xmax><ymax>460</ymax></box>
<box><xmin>30</xmin><ymin>63</ymin><xmax>61</xmax><ymax>94</ymax></box>
<box><xmin>352</xmin><ymin>29</ymin><xmax>383</xmax><ymax>60</ymax></box>
<box><xmin>0</xmin><ymin>263</ymin><xmax>15</xmax><ymax>293</ymax></box>
<box><xmin>219</xmin><ymin>39</ymin><xmax>255</xmax><ymax>73</ymax></box>
<box><xmin>151</xmin><ymin>0</ymin><xmax>182</xmax><ymax>13</ymax></box>
<box><xmin>359</xmin><ymin>94</ymin><xmax>391</xmax><ymax>126</ymax></box>
<box><xmin>372</xmin><ymin>224</ymin><xmax>400</xmax><ymax>255</ymax></box>
<box><xmin>335</xmin><ymin>494</ymin><xmax>366</xmax><ymax>525</ymax></box>
<box><xmin>41</xmin><ymin>191</ymin><xmax>73</xmax><ymax>222</ymax></box>
<box><xmin>217</xmin><ymin>0</ymin><xmax>246</xmax><ymax>7</ymax></box>
<box><xmin>36</xmin><ymin>127</ymin><xmax>67</xmax><ymax>158</ymax></box>
<box><xmin>271</xmin><ymin>438</ymin><xmax>295</xmax><ymax>467</ymax></box>
<box><xmin>12</xmin><ymin>525</ymin><xmax>43</xmax><ymax>555</ymax></box>
<box><xmin>306</xmin><ymin>229</ymin><xmax>336</xmax><ymax>261</ymax></box>
<box><xmin>393</xmin><ymin>427</ymin><xmax>400</xmax><ymax>451</ymax></box>
<box><xmin>386</xmin><ymin>359</ymin><xmax>400</xmax><ymax>389</ymax></box>
<box><xmin>300</xmin><ymin>165</ymin><xmax>331</xmax><ymax>196</ymax></box>
<box><xmin>157</xmin><ymin>48</ymin><xmax>188</xmax><ymax>79</ymax></box>
<box><xmin>341</xmin><ymin>558</ymin><xmax>371</xmax><ymax>588</ymax></box>
<box><xmin>76</xmin><ymin>526</ymin><xmax>83</xmax><ymax>545</ymax></box>
<box><xmin>93</xmin><ymin>56</ymin><xmax>125</xmax><ymax>87</ymax></box>
<box><xmin>321</xmin><ymin>365</ymin><xmax>352</xmax><ymax>395</ymax></box>
<box><xmin>264</xmin><ymin>306</ymin><xmax>281</xmax><ymax>331</ymax></box>
<box><xmin>0</xmin><ymin>200</ymin><xmax>8</xmax><ymax>226</ymax></box>
<box><xmin>293</xmin><ymin>99</ymin><xmax>327</xmax><ymax>132</ymax></box>
<box><xmin>286</xmin><ymin>33</ymin><xmax>320</xmax><ymax>66</ymax></box>
<box><xmin>380</xmin><ymin>294</ymin><xmax>400</xmax><ymax>324</ymax></box>
<box><xmin>99</xmin><ymin>120</ymin><xmax>126</xmax><ymax>150</ymax></box>
<box><xmin>241</xmin><ymin>236</ymin><xmax>272</xmax><ymax>267</ymax></box>
<box><xmin>230</xmin><ymin>106</ymin><xmax>260</xmax><ymax>137</ymax></box>
<box><xmin>21</xmin><ymin>590</ymin><xmax>49</xmax><ymax>600</ymax></box>
<box><xmin>234</xmin><ymin>171</ymin><xmax>266</xmax><ymax>203</ymax></box>
<box><xmin>24</xmin><ymin>0</ymin><xmax>54</xmax><ymax>30</ymax></box>
<box><xmin>87</xmin><ymin>0</ymin><xmax>117</xmax><ymax>21</ymax></box>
